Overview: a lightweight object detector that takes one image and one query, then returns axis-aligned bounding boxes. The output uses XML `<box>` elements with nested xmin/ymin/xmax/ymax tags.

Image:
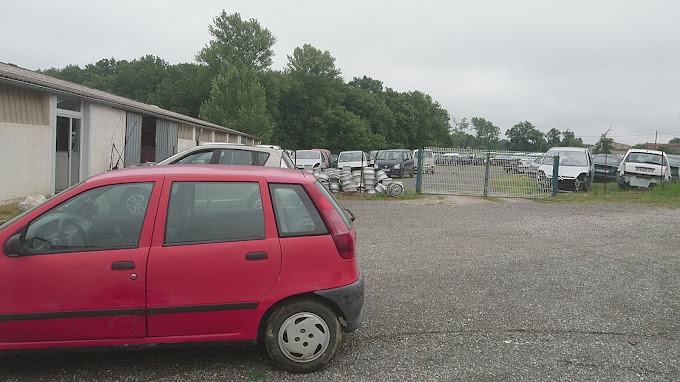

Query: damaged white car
<box><xmin>616</xmin><ymin>149</ymin><xmax>671</xmax><ymax>188</ymax></box>
<box><xmin>536</xmin><ymin>147</ymin><xmax>594</xmax><ymax>192</ymax></box>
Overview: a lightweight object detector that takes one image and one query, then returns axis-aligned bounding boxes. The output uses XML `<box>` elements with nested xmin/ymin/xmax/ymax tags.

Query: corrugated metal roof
<box><xmin>0</xmin><ymin>61</ymin><xmax>259</xmax><ymax>140</ymax></box>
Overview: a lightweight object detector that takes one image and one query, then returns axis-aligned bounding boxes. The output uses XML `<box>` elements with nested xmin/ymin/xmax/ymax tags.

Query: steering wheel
<box><xmin>57</xmin><ymin>217</ymin><xmax>89</xmax><ymax>247</ymax></box>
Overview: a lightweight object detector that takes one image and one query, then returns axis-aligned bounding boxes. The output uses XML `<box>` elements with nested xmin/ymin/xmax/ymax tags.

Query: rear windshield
<box><xmin>626</xmin><ymin>152</ymin><xmax>667</xmax><ymax>166</ymax></box>
<box><xmin>295</xmin><ymin>150</ymin><xmax>321</xmax><ymax>160</ymax></box>
<box><xmin>546</xmin><ymin>151</ymin><xmax>588</xmax><ymax>166</ymax></box>
<box><xmin>315</xmin><ymin>181</ymin><xmax>352</xmax><ymax>229</ymax></box>
<box><xmin>377</xmin><ymin>151</ymin><xmax>407</xmax><ymax>161</ymax></box>
<box><xmin>339</xmin><ymin>152</ymin><xmax>364</xmax><ymax>161</ymax></box>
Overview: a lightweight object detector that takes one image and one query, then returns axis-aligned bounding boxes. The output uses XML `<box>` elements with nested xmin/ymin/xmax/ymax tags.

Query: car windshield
<box><xmin>667</xmin><ymin>155</ymin><xmax>680</xmax><ymax>167</ymax></box>
<box><xmin>414</xmin><ymin>150</ymin><xmax>433</xmax><ymax>159</ymax></box>
<box><xmin>546</xmin><ymin>151</ymin><xmax>588</xmax><ymax>166</ymax></box>
<box><xmin>377</xmin><ymin>151</ymin><xmax>405</xmax><ymax>160</ymax></box>
<box><xmin>593</xmin><ymin>156</ymin><xmax>620</xmax><ymax>166</ymax></box>
<box><xmin>295</xmin><ymin>150</ymin><xmax>321</xmax><ymax>160</ymax></box>
<box><xmin>626</xmin><ymin>152</ymin><xmax>666</xmax><ymax>166</ymax></box>
<box><xmin>339</xmin><ymin>152</ymin><xmax>364</xmax><ymax>161</ymax></box>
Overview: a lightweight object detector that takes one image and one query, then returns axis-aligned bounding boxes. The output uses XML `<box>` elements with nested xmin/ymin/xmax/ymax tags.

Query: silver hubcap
<box><xmin>278</xmin><ymin>312</ymin><xmax>330</xmax><ymax>363</ymax></box>
<box><xmin>126</xmin><ymin>194</ymin><xmax>148</xmax><ymax>215</ymax></box>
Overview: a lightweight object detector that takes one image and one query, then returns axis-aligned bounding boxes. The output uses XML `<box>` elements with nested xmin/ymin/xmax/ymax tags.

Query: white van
<box><xmin>413</xmin><ymin>149</ymin><xmax>436</xmax><ymax>174</ymax></box>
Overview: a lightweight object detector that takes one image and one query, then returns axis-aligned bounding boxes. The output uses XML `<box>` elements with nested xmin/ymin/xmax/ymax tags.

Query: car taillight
<box><xmin>332</xmin><ymin>231</ymin><xmax>355</xmax><ymax>259</ymax></box>
<box><xmin>306</xmin><ymin>183</ymin><xmax>356</xmax><ymax>260</ymax></box>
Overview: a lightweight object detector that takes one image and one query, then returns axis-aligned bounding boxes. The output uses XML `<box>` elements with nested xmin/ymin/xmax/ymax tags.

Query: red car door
<box><xmin>0</xmin><ymin>181</ymin><xmax>159</xmax><ymax>343</ymax></box>
<box><xmin>146</xmin><ymin>176</ymin><xmax>281</xmax><ymax>337</ymax></box>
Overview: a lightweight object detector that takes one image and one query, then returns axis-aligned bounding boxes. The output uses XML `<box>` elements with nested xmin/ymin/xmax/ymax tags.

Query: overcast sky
<box><xmin>2</xmin><ymin>0</ymin><xmax>679</xmax><ymax>145</ymax></box>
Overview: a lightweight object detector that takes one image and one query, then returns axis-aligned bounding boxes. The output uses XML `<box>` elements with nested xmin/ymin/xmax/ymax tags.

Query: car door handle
<box><xmin>112</xmin><ymin>261</ymin><xmax>135</xmax><ymax>270</ymax></box>
<box><xmin>245</xmin><ymin>252</ymin><xmax>268</xmax><ymax>261</ymax></box>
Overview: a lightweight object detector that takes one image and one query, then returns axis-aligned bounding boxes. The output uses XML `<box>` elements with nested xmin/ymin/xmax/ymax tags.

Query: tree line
<box><xmin>42</xmin><ymin>11</ymin><xmax>666</xmax><ymax>154</ymax></box>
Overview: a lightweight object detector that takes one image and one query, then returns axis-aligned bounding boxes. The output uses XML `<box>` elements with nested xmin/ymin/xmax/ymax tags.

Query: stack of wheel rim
<box><xmin>328</xmin><ymin>172</ymin><xmax>341</xmax><ymax>192</ymax></box>
<box><xmin>341</xmin><ymin>173</ymin><xmax>356</xmax><ymax>191</ymax></box>
<box><xmin>362</xmin><ymin>167</ymin><xmax>376</xmax><ymax>194</ymax></box>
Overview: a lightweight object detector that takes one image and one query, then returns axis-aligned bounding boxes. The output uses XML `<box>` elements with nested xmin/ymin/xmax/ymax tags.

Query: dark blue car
<box><xmin>374</xmin><ymin>149</ymin><xmax>414</xmax><ymax>178</ymax></box>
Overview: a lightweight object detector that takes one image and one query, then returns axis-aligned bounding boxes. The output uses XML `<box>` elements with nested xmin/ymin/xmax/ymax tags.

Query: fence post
<box><xmin>483</xmin><ymin>152</ymin><xmax>491</xmax><ymax>197</ymax></box>
<box><xmin>552</xmin><ymin>155</ymin><xmax>559</xmax><ymax>197</ymax></box>
<box><xmin>416</xmin><ymin>148</ymin><xmax>423</xmax><ymax>194</ymax></box>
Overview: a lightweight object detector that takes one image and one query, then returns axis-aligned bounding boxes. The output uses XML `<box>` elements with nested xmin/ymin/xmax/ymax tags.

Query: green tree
<box><xmin>449</xmin><ymin>117</ymin><xmax>471</xmax><ymax>148</ymax></box>
<box><xmin>669</xmin><ymin>137</ymin><xmax>680</xmax><ymax>144</ymax></box>
<box><xmin>149</xmin><ymin>63</ymin><xmax>212</xmax><ymax>118</ymax></box>
<box><xmin>545</xmin><ymin>128</ymin><xmax>561</xmax><ymax>148</ymax></box>
<box><xmin>196</xmin><ymin>11</ymin><xmax>276</xmax><ymax>74</ymax></box>
<box><xmin>561</xmin><ymin>129</ymin><xmax>584</xmax><ymax>147</ymax></box>
<box><xmin>199</xmin><ymin>66</ymin><xmax>274</xmax><ymax>142</ymax></box>
<box><xmin>343</xmin><ymin>77</ymin><xmax>392</xmax><ymax>149</ymax></box>
<box><xmin>470</xmin><ymin>117</ymin><xmax>500</xmax><ymax>149</ymax></box>
<box><xmin>505</xmin><ymin>121</ymin><xmax>546</xmax><ymax>152</ymax></box>
<box><xmin>275</xmin><ymin>44</ymin><xmax>345</xmax><ymax>149</ymax></box>
<box><xmin>592</xmin><ymin>128</ymin><xmax>614</xmax><ymax>154</ymax></box>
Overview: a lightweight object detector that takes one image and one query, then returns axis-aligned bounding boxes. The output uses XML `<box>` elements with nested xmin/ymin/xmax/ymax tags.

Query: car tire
<box><xmin>264</xmin><ymin>298</ymin><xmax>341</xmax><ymax>373</ymax></box>
<box><xmin>121</xmin><ymin>187</ymin><xmax>150</xmax><ymax>216</ymax></box>
<box><xmin>582</xmin><ymin>178</ymin><xmax>591</xmax><ymax>191</ymax></box>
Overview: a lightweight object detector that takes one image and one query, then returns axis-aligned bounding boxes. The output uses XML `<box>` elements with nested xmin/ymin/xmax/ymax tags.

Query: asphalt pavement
<box><xmin>1</xmin><ymin>197</ymin><xmax>678</xmax><ymax>381</ymax></box>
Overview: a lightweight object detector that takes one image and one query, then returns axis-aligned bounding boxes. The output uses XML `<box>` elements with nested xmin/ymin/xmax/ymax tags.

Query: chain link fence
<box><xmin>416</xmin><ymin>148</ymin><xmax>557</xmax><ymax>198</ymax></box>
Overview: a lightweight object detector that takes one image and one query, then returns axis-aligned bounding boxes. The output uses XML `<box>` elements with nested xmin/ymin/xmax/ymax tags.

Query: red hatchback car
<box><xmin>0</xmin><ymin>165</ymin><xmax>363</xmax><ymax>373</ymax></box>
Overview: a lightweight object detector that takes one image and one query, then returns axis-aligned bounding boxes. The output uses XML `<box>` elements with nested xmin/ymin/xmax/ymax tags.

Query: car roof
<box><xmin>626</xmin><ymin>148</ymin><xmax>667</xmax><ymax>155</ymax></box>
<box><xmin>87</xmin><ymin>165</ymin><xmax>312</xmax><ymax>184</ymax></box>
<box><xmin>547</xmin><ymin>147</ymin><xmax>586</xmax><ymax>152</ymax></box>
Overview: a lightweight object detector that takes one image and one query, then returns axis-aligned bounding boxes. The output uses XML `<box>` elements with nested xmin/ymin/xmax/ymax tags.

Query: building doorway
<box><xmin>55</xmin><ymin>116</ymin><xmax>81</xmax><ymax>192</ymax></box>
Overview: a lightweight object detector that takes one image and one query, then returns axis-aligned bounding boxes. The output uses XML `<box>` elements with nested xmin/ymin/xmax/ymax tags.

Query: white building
<box><xmin>0</xmin><ymin>62</ymin><xmax>260</xmax><ymax>204</ymax></box>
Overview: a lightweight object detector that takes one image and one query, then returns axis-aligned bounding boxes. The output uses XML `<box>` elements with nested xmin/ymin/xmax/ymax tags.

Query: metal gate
<box><xmin>416</xmin><ymin>148</ymin><xmax>557</xmax><ymax>198</ymax></box>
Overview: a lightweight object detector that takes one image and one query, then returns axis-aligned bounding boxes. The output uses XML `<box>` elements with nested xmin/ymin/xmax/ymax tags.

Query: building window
<box><xmin>57</xmin><ymin>97</ymin><xmax>81</xmax><ymax>112</ymax></box>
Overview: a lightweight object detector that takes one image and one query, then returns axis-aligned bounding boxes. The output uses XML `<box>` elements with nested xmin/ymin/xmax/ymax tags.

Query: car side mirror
<box><xmin>3</xmin><ymin>233</ymin><xmax>24</xmax><ymax>257</ymax></box>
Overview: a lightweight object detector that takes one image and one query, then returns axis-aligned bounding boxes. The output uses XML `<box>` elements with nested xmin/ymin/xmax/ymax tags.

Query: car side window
<box><xmin>174</xmin><ymin>150</ymin><xmax>215</xmax><ymax>164</ymax></box>
<box><xmin>218</xmin><ymin>149</ymin><xmax>270</xmax><ymax>166</ymax></box>
<box><xmin>269</xmin><ymin>184</ymin><xmax>328</xmax><ymax>237</ymax></box>
<box><xmin>22</xmin><ymin>183</ymin><xmax>153</xmax><ymax>255</ymax></box>
<box><xmin>164</xmin><ymin>181</ymin><xmax>265</xmax><ymax>245</ymax></box>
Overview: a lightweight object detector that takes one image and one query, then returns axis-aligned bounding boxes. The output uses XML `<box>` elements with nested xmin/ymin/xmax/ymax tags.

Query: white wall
<box><xmin>0</xmin><ymin>122</ymin><xmax>51</xmax><ymax>204</ymax></box>
<box><xmin>88</xmin><ymin>104</ymin><xmax>126</xmax><ymax>175</ymax></box>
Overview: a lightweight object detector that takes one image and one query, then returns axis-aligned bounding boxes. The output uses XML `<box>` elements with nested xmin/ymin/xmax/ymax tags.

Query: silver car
<box><xmin>156</xmin><ymin>143</ymin><xmax>294</xmax><ymax>168</ymax></box>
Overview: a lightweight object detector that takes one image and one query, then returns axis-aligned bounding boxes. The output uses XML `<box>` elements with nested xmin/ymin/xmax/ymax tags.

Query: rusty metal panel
<box><xmin>124</xmin><ymin>112</ymin><xmax>142</xmax><ymax>167</ymax></box>
<box><xmin>155</xmin><ymin>119</ymin><xmax>178</xmax><ymax>161</ymax></box>
<box><xmin>0</xmin><ymin>83</ymin><xmax>46</xmax><ymax>125</ymax></box>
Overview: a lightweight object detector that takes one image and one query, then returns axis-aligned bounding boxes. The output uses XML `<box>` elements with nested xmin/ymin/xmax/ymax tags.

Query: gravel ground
<box><xmin>1</xmin><ymin>197</ymin><xmax>679</xmax><ymax>381</ymax></box>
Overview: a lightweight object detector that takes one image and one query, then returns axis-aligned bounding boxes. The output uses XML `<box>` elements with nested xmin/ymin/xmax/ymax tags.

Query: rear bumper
<box><xmin>314</xmin><ymin>270</ymin><xmax>364</xmax><ymax>331</ymax></box>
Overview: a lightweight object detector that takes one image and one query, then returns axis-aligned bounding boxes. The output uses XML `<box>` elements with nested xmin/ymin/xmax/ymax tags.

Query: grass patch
<box><xmin>335</xmin><ymin>189</ymin><xmax>423</xmax><ymax>201</ymax></box>
<box><xmin>541</xmin><ymin>181</ymin><xmax>680</xmax><ymax>208</ymax></box>
<box><xmin>488</xmin><ymin>174</ymin><xmax>544</xmax><ymax>197</ymax></box>
<box><xmin>0</xmin><ymin>203</ymin><xmax>21</xmax><ymax>222</ymax></box>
